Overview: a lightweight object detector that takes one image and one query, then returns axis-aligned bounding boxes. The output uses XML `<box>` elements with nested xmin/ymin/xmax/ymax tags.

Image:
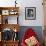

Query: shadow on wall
<box><xmin>18</xmin><ymin>26</ymin><xmax>44</xmax><ymax>44</ymax></box>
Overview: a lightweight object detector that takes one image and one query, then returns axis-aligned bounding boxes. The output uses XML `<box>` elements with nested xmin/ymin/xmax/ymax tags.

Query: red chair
<box><xmin>21</xmin><ymin>28</ymin><xmax>41</xmax><ymax>46</ymax></box>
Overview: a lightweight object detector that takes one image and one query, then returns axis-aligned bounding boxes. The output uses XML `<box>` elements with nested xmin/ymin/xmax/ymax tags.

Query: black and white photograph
<box><xmin>25</xmin><ymin>7</ymin><xmax>36</xmax><ymax>20</ymax></box>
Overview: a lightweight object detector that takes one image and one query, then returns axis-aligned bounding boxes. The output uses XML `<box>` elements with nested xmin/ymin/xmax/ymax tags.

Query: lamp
<box><xmin>15</xmin><ymin>0</ymin><xmax>17</xmax><ymax>7</ymax></box>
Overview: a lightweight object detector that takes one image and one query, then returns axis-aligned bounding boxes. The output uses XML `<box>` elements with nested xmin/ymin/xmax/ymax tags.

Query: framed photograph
<box><xmin>25</xmin><ymin>7</ymin><xmax>36</xmax><ymax>20</ymax></box>
<box><xmin>2</xmin><ymin>10</ymin><xmax>9</xmax><ymax>15</ymax></box>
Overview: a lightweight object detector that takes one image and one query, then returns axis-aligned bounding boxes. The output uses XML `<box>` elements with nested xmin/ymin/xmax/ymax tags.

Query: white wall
<box><xmin>17</xmin><ymin>0</ymin><xmax>44</xmax><ymax>26</ymax></box>
<box><xmin>0</xmin><ymin>0</ymin><xmax>44</xmax><ymax>26</ymax></box>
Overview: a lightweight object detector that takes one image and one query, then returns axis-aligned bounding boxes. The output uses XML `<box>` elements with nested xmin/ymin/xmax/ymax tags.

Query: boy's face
<box><xmin>25</xmin><ymin>36</ymin><xmax>38</xmax><ymax>46</ymax></box>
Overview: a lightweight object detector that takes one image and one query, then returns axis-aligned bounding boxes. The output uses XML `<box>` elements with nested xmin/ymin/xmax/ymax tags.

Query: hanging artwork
<box><xmin>25</xmin><ymin>7</ymin><xmax>36</xmax><ymax>20</ymax></box>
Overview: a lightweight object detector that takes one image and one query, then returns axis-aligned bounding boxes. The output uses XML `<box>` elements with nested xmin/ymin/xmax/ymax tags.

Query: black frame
<box><xmin>25</xmin><ymin>7</ymin><xmax>36</xmax><ymax>20</ymax></box>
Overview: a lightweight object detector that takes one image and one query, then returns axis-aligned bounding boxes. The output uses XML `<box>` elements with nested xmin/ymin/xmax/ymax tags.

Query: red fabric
<box><xmin>21</xmin><ymin>28</ymin><xmax>41</xmax><ymax>46</ymax></box>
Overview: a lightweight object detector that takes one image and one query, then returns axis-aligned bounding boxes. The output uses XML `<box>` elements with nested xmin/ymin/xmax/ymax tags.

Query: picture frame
<box><xmin>2</xmin><ymin>10</ymin><xmax>9</xmax><ymax>15</ymax></box>
<box><xmin>0</xmin><ymin>15</ymin><xmax>1</xmax><ymax>24</ymax></box>
<box><xmin>25</xmin><ymin>7</ymin><xmax>36</xmax><ymax>20</ymax></box>
<box><xmin>0</xmin><ymin>32</ymin><xmax>1</xmax><ymax>41</ymax></box>
<box><xmin>9</xmin><ymin>10</ymin><xmax>18</xmax><ymax>15</ymax></box>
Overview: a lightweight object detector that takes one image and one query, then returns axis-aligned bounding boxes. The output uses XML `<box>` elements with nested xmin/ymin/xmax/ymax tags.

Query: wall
<box><xmin>18</xmin><ymin>0</ymin><xmax>44</xmax><ymax>26</ymax></box>
<box><xmin>0</xmin><ymin>0</ymin><xmax>44</xmax><ymax>26</ymax></box>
